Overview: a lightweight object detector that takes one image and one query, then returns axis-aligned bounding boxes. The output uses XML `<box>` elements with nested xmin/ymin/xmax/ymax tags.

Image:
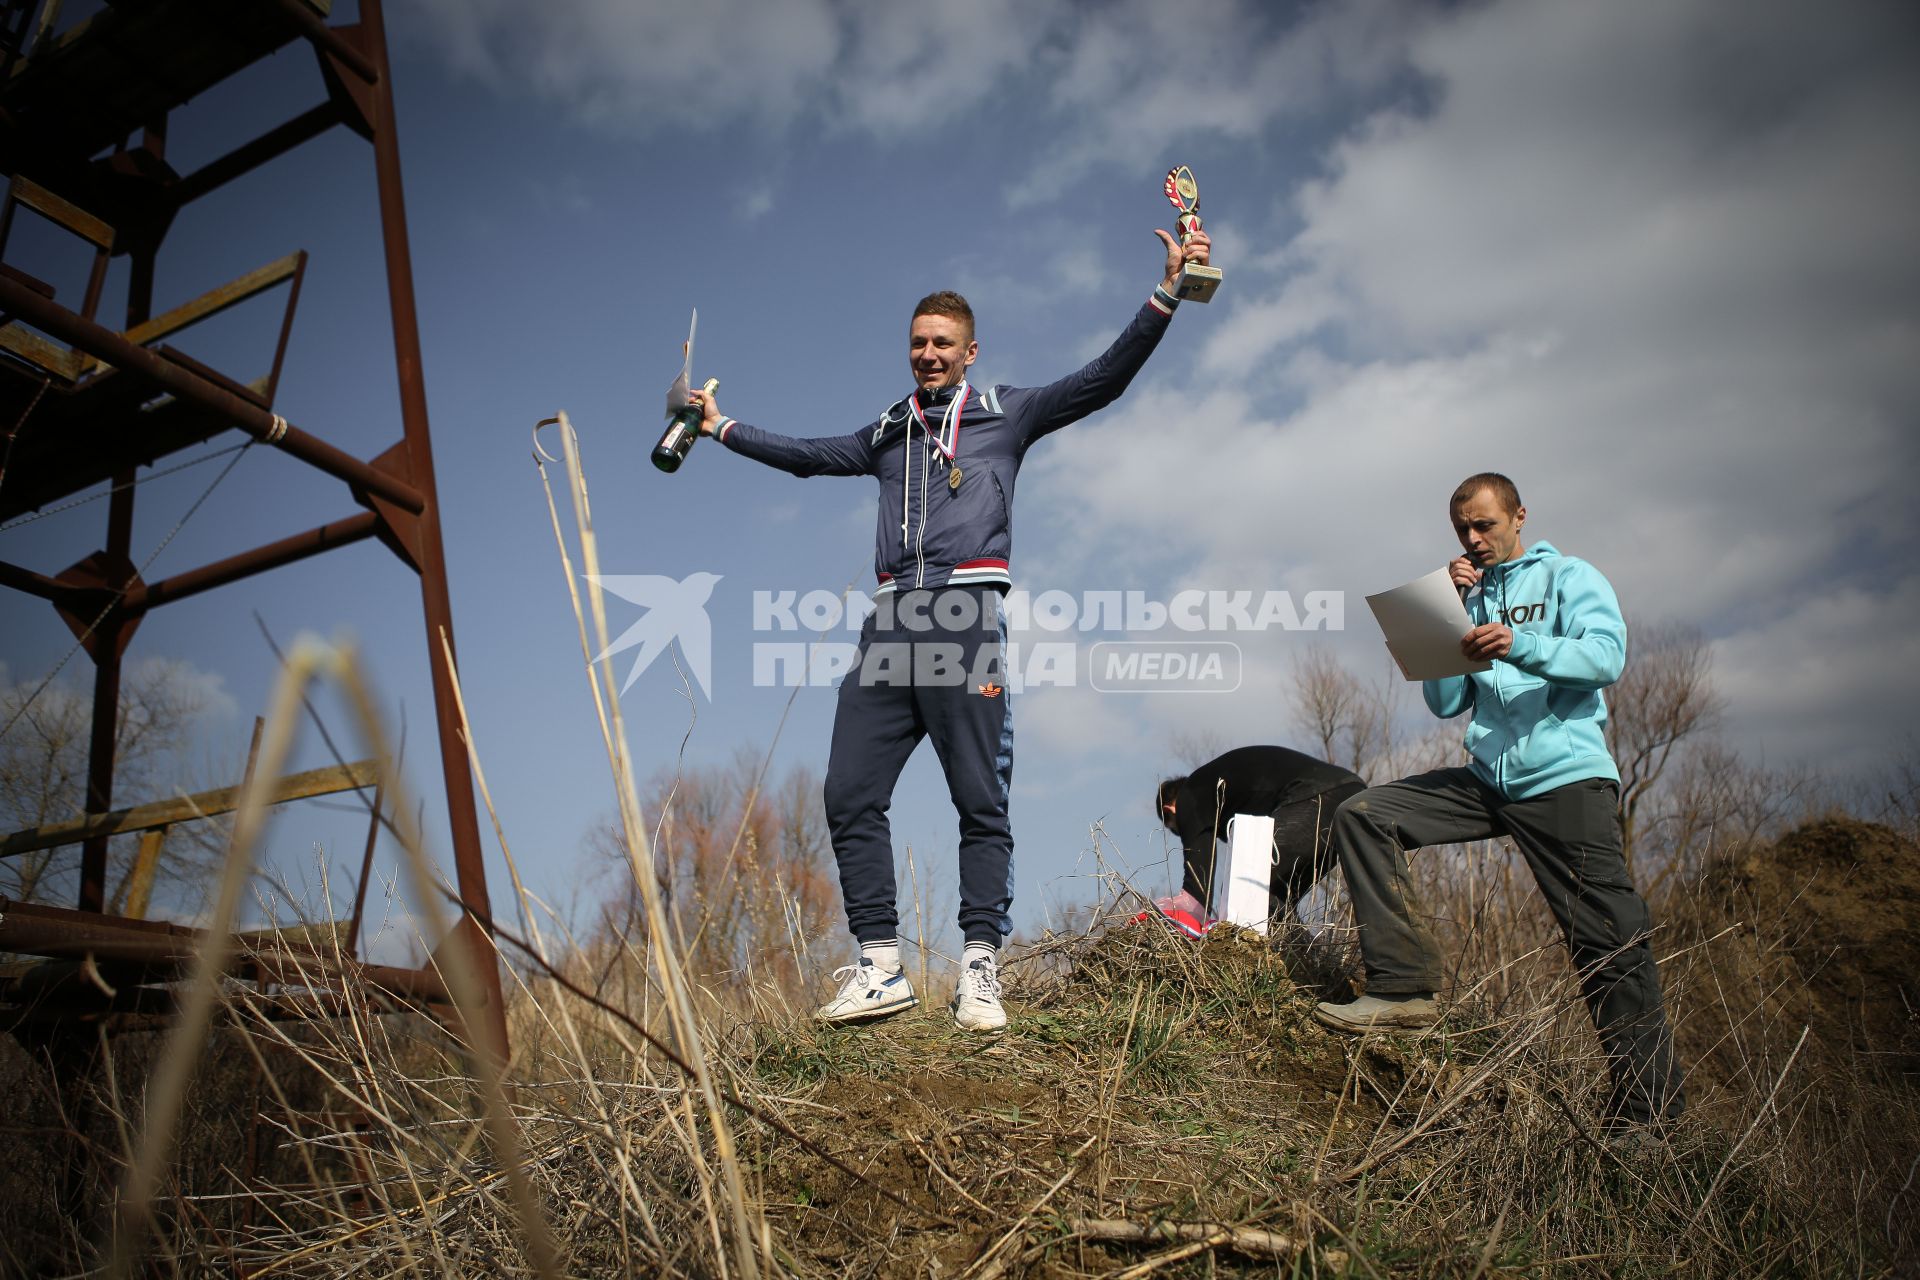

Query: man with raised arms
<box><xmin>688</xmin><ymin>227</ymin><xmax>1212</xmax><ymax>1032</ymax></box>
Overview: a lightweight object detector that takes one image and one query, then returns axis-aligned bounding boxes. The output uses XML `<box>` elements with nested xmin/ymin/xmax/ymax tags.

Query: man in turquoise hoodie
<box><xmin>1315</xmin><ymin>473</ymin><xmax>1684</xmax><ymax>1128</ymax></box>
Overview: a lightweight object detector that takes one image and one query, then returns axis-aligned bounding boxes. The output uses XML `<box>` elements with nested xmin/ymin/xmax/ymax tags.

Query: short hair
<box><xmin>911</xmin><ymin>291</ymin><xmax>975</xmax><ymax>341</ymax></box>
<box><xmin>1451</xmin><ymin>472</ymin><xmax>1523</xmax><ymax>515</ymax></box>
<box><xmin>1156</xmin><ymin>776</ymin><xmax>1185</xmax><ymax>831</ymax></box>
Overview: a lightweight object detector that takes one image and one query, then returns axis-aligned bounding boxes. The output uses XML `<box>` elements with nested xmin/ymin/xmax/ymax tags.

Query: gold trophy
<box><xmin>1163</xmin><ymin>166</ymin><xmax>1223</xmax><ymax>303</ymax></box>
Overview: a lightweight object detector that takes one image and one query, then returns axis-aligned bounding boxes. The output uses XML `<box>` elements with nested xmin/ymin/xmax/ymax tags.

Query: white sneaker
<box><xmin>815</xmin><ymin>958</ymin><xmax>918</xmax><ymax>1025</ymax></box>
<box><xmin>949</xmin><ymin>957</ymin><xmax>1008</xmax><ymax>1032</ymax></box>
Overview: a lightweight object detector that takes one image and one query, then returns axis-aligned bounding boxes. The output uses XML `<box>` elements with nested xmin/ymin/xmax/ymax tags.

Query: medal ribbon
<box><xmin>908</xmin><ymin>380</ymin><xmax>967</xmax><ymax>462</ymax></box>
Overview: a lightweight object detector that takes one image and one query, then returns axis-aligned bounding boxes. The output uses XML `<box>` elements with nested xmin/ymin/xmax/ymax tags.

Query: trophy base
<box><xmin>1175</xmin><ymin>265</ymin><xmax>1223</xmax><ymax>304</ymax></box>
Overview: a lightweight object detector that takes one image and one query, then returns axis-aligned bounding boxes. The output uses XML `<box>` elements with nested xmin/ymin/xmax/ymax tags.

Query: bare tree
<box><xmin>1287</xmin><ymin>647</ymin><xmax>1393</xmax><ymax>779</ymax></box>
<box><xmin>588</xmin><ymin>750</ymin><xmax>842</xmax><ymax>999</ymax></box>
<box><xmin>1863</xmin><ymin>735</ymin><xmax>1920</xmax><ymax>843</ymax></box>
<box><xmin>1638</xmin><ymin>741</ymin><xmax>1828</xmax><ymax>896</ymax></box>
<box><xmin>1166</xmin><ymin>728</ymin><xmax>1232</xmax><ymax>772</ymax></box>
<box><xmin>0</xmin><ymin>660</ymin><xmax>219</xmax><ymax>908</ymax></box>
<box><xmin>1605</xmin><ymin>622</ymin><xmax>1724</xmax><ymax>873</ymax></box>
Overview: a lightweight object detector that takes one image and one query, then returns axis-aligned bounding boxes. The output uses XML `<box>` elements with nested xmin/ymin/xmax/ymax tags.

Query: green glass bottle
<box><xmin>652</xmin><ymin>377</ymin><xmax>719</xmax><ymax>473</ymax></box>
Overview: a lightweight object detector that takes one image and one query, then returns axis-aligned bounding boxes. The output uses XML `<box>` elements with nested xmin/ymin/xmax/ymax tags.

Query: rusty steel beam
<box><xmin>360</xmin><ymin>0</ymin><xmax>508</xmax><ymax>1059</ymax></box>
<box><xmin>120</xmin><ymin>510</ymin><xmax>380</xmax><ymax>614</ymax></box>
<box><xmin>0</xmin><ymin>274</ymin><xmax>426</xmax><ymax>514</ymax></box>
<box><xmin>171</xmin><ymin>102</ymin><xmax>340</xmax><ymax>208</ymax></box>
<box><xmin>0</xmin><ymin>899</ymin><xmax>457</xmax><ymax>1003</ymax></box>
<box><xmin>0</xmin><ymin>557</ymin><xmax>76</xmax><ymax>601</ymax></box>
<box><xmin>347</xmin><ymin>781</ymin><xmax>383</xmax><ymax>959</ymax></box>
<box><xmin>2</xmin><ymin>988</ymin><xmax>444</xmax><ymax>1033</ymax></box>
<box><xmin>2</xmin><ymin>506</ymin><xmax>367</xmax><ymax>624</ymax></box>
<box><xmin>77</xmin><ymin>471</ymin><xmax>135</xmax><ymax>912</ymax></box>
<box><xmin>83</xmin><ymin>251</ymin><xmax>306</xmax><ymax>378</ymax></box>
<box><xmin>1</xmin><ymin>758</ymin><xmax>380</xmax><ymax>858</ymax></box>
<box><xmin>266</xmin><ymin>0</ymin><xmax>379</xmax><ymax>86</ymax></box>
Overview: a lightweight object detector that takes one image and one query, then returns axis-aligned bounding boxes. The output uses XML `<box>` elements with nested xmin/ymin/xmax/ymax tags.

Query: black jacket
<box><xmin>1170</xmin><ymin>746</ymin><xmax>1363</xmax><ymax>869</ymax></box>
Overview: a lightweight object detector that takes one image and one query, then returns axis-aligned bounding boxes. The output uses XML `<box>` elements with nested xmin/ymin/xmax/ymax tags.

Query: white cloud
<box><xmin>952</xmin><ymin>242</ymin><xmax>1117</xmax><ymax>316</ymax></box>
<box><xmin>1712</xmin><ymin>576</ymin><xmax>1920</xmax><ymax>776</ymax></box>
<box><xmin>1010</xmin><ymin>0</ymin><xmax>1920</xmax><ymax>778</ymax></box>
<box><xmin>826</xmin><ymin>0</ymin><xmax>1069</xmax><ymax>141</ymax></box>
<box><xmin>408</xmin><ymin>0</ymin><xmax>1422</xmax><ymax>197</ymax></box>
<box><xmin>1006</xmin><ymin>0</ymin><xmax>1427</xmax><ymax>207</ymax></box>
<box><xmin>1011</xmin><ymin>681</ymin><xmax>1134</xmax><ymax>773</ymax></box>
<box><xmin>127</xmin><ymin>655</ymin><xmax>241</xmax><ymax>724</ymax></box>
<box><xmin>406</xmin><ymin>0</ymin><xmax>1920</xmax><ymax>789</ymax></box>
<box><xmin>413</xmin><ymin>0</ymin><xmax>842</xmax><ymax>133</ymax></box>
<box><xmin>739</xmin><ymin>184</ymin><xmax>776</xmax><ymax>221</ymax></box>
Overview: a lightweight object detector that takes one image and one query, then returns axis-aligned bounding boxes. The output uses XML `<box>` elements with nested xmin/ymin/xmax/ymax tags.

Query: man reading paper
<box><xmin>1316</xmin><ymin>473</ymin><xmax>1685</xmax><ymax>1132</ymax></box>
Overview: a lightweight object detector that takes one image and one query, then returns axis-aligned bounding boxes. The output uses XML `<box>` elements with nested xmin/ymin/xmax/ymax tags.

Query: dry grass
<box><xmin>6</xmin><ymin>840</ymin><xmax>1915</xmax><ymax>1278</ymax></box>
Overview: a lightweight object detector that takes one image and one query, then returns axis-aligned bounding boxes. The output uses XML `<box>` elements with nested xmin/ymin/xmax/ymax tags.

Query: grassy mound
<box><xmin>6</xmin><ymin>824</ymin><xmax>1917</xmax><ymax>1275</ymax></box>
<box><xmin>725</xmin><ymin>917</ymin><xmax>1879</xmax><ymax>1277</ymax></box>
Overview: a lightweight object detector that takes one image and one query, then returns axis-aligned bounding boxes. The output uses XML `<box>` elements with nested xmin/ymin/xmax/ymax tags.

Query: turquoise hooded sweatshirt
<box><xmin>1422</xmin><ymin>540</ymin><xmax>1625</xmax><ymax>799</ymax></box>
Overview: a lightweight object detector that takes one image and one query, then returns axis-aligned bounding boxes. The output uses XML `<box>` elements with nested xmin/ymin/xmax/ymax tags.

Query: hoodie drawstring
<box><xmin>901</xmin><ymin>382</ymin><xmax>967</xmax><ymax>556</ymax></box>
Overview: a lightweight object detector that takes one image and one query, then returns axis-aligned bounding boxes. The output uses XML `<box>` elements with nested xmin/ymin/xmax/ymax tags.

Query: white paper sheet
<box><xmin>664</xmin><ymin>308</ymin><xmax>697</xmax><ymax>419</ymax></box>
<box><xmin>1364</xmin><ymin>567</ymin><xmax>1493</xmax><ymax>682</ymax></box>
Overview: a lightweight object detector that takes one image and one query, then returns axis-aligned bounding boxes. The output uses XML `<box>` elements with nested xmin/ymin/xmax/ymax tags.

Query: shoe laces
<box><xmin>959</xmin><ymin>960</ymin><xmax>1002</xmax><ymax>1002</ymax></box>
<box><xmin>830</xmin><ymin>960</ymin><xmax>877</xmax><ymax>994</ymax></box>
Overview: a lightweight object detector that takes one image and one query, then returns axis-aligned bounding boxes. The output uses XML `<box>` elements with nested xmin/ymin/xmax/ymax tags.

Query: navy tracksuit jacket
<box><xmin>715</xmin><ymin>287</ymin><xmax>1185</xmax><ymax>947</ymax></box>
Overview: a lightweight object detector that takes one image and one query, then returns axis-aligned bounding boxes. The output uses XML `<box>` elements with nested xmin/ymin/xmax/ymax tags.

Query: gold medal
<box><xmin>949</xmin><ymin>465</ymin><xmax>963</xmax><ymax>491</ymax></box>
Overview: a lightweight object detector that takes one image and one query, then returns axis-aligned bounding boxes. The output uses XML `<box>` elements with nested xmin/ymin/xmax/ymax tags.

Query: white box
<box><xmin>1216</xmin><ymin>813</ymin><xmax>1274</xmax><ymax>936</ymax></box>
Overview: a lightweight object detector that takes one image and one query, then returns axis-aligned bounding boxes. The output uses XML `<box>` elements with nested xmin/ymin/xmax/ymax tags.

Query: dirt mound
<box><xmin>1681</xmin><ymin>817</ymin><xmax>1920</xmax><ymax>1076</ymax></box>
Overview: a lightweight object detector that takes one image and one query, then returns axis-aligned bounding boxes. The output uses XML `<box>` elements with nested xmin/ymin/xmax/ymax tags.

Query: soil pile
<box><xmin>1680</xmin><ymin>817</ymin><xmax>1920</xmax><ymax>1079</ymax></box>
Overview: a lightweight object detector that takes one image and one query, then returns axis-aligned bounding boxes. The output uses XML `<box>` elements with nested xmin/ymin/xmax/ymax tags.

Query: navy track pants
<box><xmin>823</xmin><ymin>585</ymin><xmax>1014</xmax><ymax>949</ymax></box>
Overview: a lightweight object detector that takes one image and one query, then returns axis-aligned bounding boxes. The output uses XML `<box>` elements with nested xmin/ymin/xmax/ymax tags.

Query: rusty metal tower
<box><xmin>0</xmin><ymin>0</ymin><xmax>507</xmax><ymax>1051</ymax></box>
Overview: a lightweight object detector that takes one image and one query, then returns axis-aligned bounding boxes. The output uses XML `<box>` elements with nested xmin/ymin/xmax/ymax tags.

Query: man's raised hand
<box><xmin>1155</xmin><ymin>227</ymin><xmax>1212</xmax><ymax>295</ymax></box>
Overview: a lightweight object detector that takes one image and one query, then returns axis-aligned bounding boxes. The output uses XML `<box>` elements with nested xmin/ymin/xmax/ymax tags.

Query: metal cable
<box><xmin>0</xmin><ymin>373</ymin><xmax>51</xmax><ymax>513</ymax></box>
<box><xmin>0</xmin><ymin>441</ymin><xmax>255</xmax><ymax>743</ymax></box>
<box><xmin>0</xmin><ymin>439</ymin><xmax>251</xmax><ymax>533</ymax></box>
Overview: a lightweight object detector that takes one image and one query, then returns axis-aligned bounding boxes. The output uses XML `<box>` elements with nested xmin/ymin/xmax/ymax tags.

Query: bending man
<box><xmin>690</xmin><ymin>227</ymin><xmax>1211</xmax><ymax>1032</ymax></box>
<box><xmin>1156</xmin><ymin>745</ymin><xmax>1364</xmax><ymax>934</ymax></box>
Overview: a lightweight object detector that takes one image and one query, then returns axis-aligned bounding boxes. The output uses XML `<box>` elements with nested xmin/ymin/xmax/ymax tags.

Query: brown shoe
<box><xmin>1312</xmin><ymin>993</ymin><xmax>1440</xmax><ymax>1033</ymax></box>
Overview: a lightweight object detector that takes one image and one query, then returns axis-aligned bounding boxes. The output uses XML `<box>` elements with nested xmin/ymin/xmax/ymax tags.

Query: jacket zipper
<box><xmin>1490</xmin><ymin>563</ymin><xmax>1505</xmax><ymax>794</ymax></box>
<box><xmin>914</xmin><ymin>434</ymin><xmax>930</xmax><ymax>587</ymax></box>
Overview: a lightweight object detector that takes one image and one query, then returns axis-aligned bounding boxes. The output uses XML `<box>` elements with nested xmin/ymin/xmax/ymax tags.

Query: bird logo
<box><xmin>587</xmin><ymin>572</ymin><xmax>723</xmax><ymax>700</ymax></box>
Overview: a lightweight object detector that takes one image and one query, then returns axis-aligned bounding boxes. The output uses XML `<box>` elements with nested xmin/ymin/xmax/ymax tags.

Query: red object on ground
<box><xmin>1132</xmin><ymin>890</ymin><xmax>1214</xmax><ymax>939</ymax></box>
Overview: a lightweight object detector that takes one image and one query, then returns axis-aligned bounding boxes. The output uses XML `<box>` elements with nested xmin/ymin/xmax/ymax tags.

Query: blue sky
<box><xmin>4</xmin><ymin>0</ymin><xmax>1917</xmax><ymax>960</ymax></box>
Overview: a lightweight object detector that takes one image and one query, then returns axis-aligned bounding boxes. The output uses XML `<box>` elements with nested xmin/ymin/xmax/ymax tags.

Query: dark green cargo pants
<box><xmin>1332</xmin><ymin>767</ymin><xmax>1685</xmax><ymax>1123</ymax></box>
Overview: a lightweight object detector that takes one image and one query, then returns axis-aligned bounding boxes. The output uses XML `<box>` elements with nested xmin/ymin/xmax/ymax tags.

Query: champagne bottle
<box><xmin>652</xmin><ymin>377</ymin><xmax>719</xmax><ymax>473</ymax></box>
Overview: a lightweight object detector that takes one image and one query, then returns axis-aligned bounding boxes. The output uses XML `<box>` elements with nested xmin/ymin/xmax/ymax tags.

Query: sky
<box><xmin>3</xmin><ymin>0</ymin><xmax>1917</xmax><ymax>962</ymax></box>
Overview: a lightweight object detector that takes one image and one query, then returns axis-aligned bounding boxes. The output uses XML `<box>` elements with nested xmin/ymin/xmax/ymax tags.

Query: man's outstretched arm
<box><xmin>690</xmin><ymin>387</ymin><xmax>874</xmax><ymax>477</ymax></box>
<box><xmin>1019</xmin><ymin>228</ymin><xmax>1212</xmax><ymax>444</ymax></box>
